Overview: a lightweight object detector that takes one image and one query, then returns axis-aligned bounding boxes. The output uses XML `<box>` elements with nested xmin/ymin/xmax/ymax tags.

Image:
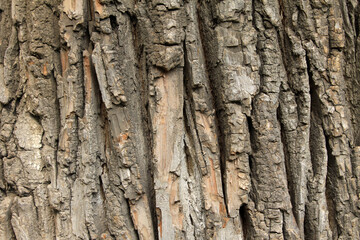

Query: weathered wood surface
<box><xmin>0</xmin><ymin>0</ymin><xmax>359</xmax><ymax>239</ymax></box>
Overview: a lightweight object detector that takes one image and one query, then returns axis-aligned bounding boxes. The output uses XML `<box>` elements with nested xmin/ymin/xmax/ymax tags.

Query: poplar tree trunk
<box><xmin>0</xmin><ymin>0</ymin><xmax>360</xmax><ymax>239</ymax></box>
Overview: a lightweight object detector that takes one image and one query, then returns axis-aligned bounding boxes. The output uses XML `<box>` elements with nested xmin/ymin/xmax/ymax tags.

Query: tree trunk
<box><xmin>0</xmin><ymin>0</ymin><xmax>359</xmax><ymax>239</ymax></box>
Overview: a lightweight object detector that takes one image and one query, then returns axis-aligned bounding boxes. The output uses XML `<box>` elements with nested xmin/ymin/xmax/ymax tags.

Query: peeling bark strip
<box><xmin>0</xmin><ymin>0</ymin><xmax>359</xmax><ymax>239</ymax></box>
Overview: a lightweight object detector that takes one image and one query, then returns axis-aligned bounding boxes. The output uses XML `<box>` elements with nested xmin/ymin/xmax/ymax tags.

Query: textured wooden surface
<box><xmin>0</xmin><ymin>0</ymin><xmax>359</xmax><ymax>239</ymax></box>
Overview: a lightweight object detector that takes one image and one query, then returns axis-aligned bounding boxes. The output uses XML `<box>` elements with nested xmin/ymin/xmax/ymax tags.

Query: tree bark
<box><xmin>0</xmin><ymin>0</ymin><xmax>359</xmax><ymax>239</ymax></box>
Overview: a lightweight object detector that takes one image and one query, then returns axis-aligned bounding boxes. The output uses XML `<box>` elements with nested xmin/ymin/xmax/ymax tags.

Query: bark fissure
<box><xmin>325</xmin><ymin>135</ymin><xmax>339</xmax><ymax>239</ymax></box>
<box><xmin>239</xmin><ymin>203</ymin><xmax>249</xmax><ymax>239</ymax></box>
<box><xmin>196</xmin><ymin>4</ymin><xmax>230</xmax><ymax>218</ymax></box>
<box><xmin>182</xmin><ymin>41</ymin><xmax>205</xmax><ymax>168</ymax></box>
<box><xmin>277</xmin><ymin>105</ymin><xmax>297</xmax><ymax>223</ymax></box>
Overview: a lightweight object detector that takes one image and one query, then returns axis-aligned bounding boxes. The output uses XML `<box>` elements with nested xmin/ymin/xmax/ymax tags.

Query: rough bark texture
<box><xmin>0</xmin><ymin>0</ymin><xmax>360</xmax><ymax>239</ymax></box>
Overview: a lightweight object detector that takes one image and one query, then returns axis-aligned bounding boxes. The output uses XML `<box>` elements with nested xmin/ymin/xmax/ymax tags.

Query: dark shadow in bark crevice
<box><xmin>239</xmin><ymin>203</ymin><xmax>250</xmax><ymax>240</ymax></box>
<box><xmin>277</xmin><ymin>104</ymin><xmax>298</xmax><ymax>226</ymax></box>
<box><xmin>324</xmin><ymin>135</ymin><xmax>339</xmax><ymax>239</ymax></box>
<box><xmin>196</xmin><ymin>1</ymin><xmax>230</xmax><ymax>217</ymax></box>
<box><xmin>182</xmin><ymin>40</ymin><xmax>205</xmax><ymax>177</ymax></box>
<box><xmin>136</xmin><ymin>28</ymin><xmax>159</xmax><ymax>240</ymax></box>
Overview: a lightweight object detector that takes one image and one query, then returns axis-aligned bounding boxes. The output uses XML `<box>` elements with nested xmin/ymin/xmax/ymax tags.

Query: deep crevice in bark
<box><xmin>144</xmin><ymin>88</ymin><xmax>159</xmax><ymax>240</ymax></box>
<box><xmin>306</xmin><ymin>107</ymin><xmax>322</xmax><ymax>239</ymax></box>
<box><xmin>132</xmin><ymin>8</ymin><xmax>159</xmax><ymax>238</ymax></box>
<box><xmin>277</xmin><ymin>104</ymin><xmax>297</xmax><ymax>224</ymax></box>
<box><xmin>239</xmin><ymin>203</ymin><xmax>250</xmax><ymax>240</ymax></box>
<box><xmin>109</xmin><ymin>15</ymin><xmax>119</xmax><ymax>31</ymax></box>
<box><xmin>182</xmin><ymin>75</ymin><xmax>198</xmax><ymax>180</ymax></box>
<box><xmin>99</xmin><ymin>175</ymin><xmax>106</xmax><ymax>202</ymax></box>
<box><xmin>183</xmin><ymin>134</ymin><xmax>195</xmax><ymax>178</ymax></box>
<box><xmin>303</xmin><ymin>202</ymin><xmax>312</xmax><ymax>240</ymax></box>
<box><xmin>98</xmin><ymin>100</ymin><xmax>118</xmax><ymax>239</ymax></box>
<box><xmin>86</xmin><ymin>224</ymin><xmax>92</xmax><ymax>240</ymax></box>
<box><xmin>204</xmin><ymin>61</ymin><xmax>230</xmax><ymax>218</ymax></box>
<box><xmin>308</xmin><ymin>51</ymin><xmax>321</xmax><ymax>176</ymax></box>
<box><xmin>247</xmin><ymin>115</ymin><xmax>256</xmax><ymax>159</ymax></box>
<box><xmin>182</xmin><ymin>40</ymin><xmax>206</xmax><ymax>167</ymax></box>
<box><xmin>282</xmin><ymin>210</ymin><xmax>287</xmax><ymax>240</ymax></box>
<box><xmin>325</xmin><ymin>136</ymin><xmax>339</xmax><ymax>239</ymax></box>
<box><xmin>246</xmin><ymin>114</ymin><xmax>257</xmax><ymax>207</ymax></box>
<box><xmin>306</xmin><ymin>50</ymin><xmax>325</xmax><ymax>240</ymax></box>
<box><xmin>196</xmin><ymin>2</ymin><xmax>230</xmax><ymax>216</ymax></box>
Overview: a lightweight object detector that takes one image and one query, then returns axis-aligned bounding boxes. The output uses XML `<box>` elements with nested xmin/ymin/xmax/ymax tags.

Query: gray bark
<box><xmin>0</xmin><ymin>0</ymin><xmax>359</xmax><ymax>239</ymax></box>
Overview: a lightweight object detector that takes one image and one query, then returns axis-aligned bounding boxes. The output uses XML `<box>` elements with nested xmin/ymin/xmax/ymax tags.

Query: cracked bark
<box><xmin>0</xmin><ymin>0</ymin><xmax>359</xmax><ymax>239</ymax></box>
